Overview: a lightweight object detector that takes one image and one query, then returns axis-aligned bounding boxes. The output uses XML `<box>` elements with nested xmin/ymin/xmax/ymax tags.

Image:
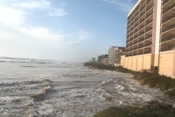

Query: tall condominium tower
<box><xmin>121</xmin><ymin>0</ymin><xmax>175</xmax><ymax>78</ymax></box>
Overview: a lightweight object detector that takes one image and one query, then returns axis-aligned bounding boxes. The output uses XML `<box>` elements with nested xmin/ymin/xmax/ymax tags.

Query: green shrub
<box><xmin>94</xmin><ymin>101</ymin><xmax>175</xmax><ymax>117</ymax></box>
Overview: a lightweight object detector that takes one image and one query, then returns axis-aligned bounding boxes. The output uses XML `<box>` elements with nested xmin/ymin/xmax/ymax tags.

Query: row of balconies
<box><xmin>162</xmin><ymin>13</ymin><xmax>175</xmax><ymax>24</ymax></box>
<box><xmin>163</xmin><ymin>0</ymin><xmax>170</xmax><ymax>6</ymax></box>
<box><xmin>127</xmin><ymin>12</ymin><xmax>153</xmax><ymax>33</ymax></box>
<box><xmin>162</xmin><ymin>24</ymin><xmax>175</xmax><ymax>33</ymax></box>
<box><xmin>127</xmin><ymin>35</ymin><xmax>152</xmax><ymax>48</ymax></box>
<box><xmin>126</xmin><ymin>42</ymin><xmax>152</xmax><ymax>52</ymax></box>
<box><xmin>125</xmin><ymin>49</ymin><xmax>152</xmax><ymax>57</ymax></box>
<box><xmin>128</xmin><ymin>6</ymin><xmax>153</xmax><ymax>26</ymax></box>
<box><xmin>127</xmin><ymin>20</ymin><xmax>153</xmax><ymax>38</ymax></box>
<box><xmin>162</xmin><ymin>2</ymin><xmax>175</xmax><ymax>14</ymax></box>
<box><xmin>160</xmin><ymin>43</ymin><xmax>175</xmax><ymax>52</ymax></box>
<box><xmin>128</xmin><ymin>10</ymin><xmax>153</xmax><ymax>29</ymax></box>
<box><xmin>161</xmin><ymin>34</ymin><xmax>175</xmax><ymax>42</ymax></box>
<box><xmin>127</xmin><ymin>27</ymin><xmax>152</xmax><ymax>43</ymax></box>
<box><xmin>128</xmin><ymin>0</ymin><xmax>153</xmax><ymax>23</ymax></box>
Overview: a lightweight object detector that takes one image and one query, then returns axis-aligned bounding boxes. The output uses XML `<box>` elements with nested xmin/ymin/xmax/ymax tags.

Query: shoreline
<box><xmin>84</xmin><ymin>62</ymin><xmax>175</xmax><ymax>117</ymax></box>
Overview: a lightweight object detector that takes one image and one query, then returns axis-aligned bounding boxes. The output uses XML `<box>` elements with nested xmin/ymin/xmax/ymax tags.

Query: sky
<box><xmin>0</xmin><ymin>0</ymin><xmax>137</xmax><ymax>62</ymax></box>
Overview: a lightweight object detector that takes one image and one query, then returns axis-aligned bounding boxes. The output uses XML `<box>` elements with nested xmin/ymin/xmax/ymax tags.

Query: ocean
<box><xmin>0</xmin><ymin>57</ymin><xmax>168</xmax><ymax>117</ymax></box>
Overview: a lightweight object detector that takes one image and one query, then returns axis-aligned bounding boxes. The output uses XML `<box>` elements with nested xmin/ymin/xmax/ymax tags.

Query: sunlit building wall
<box><xmin>121</xmin><ymin>0</ymin><xmax>175</xmax><ymax>78</ymax></box>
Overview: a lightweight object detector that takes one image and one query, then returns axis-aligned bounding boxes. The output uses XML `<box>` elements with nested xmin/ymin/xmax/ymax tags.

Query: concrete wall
<box><xmin>143</xmin><ymin>54</ymin><xmax>151</xmax><ymax>70</ymax></box>
<box><xmin>120</xmin><ymin>54</ymin><xmax>152</xmax><ymax>71</ymax></box>
<box><xmin>132</xmin><ymin>56</ymin><xmax>137</xmax><ymax>71</ymax></box>
<box><xmin>120</xmin><ymin>55</ymin><xmax>125</xmax><ymax>66</ymax></box>
<box><xmin>159</xmin><ymin>50</ymin><xmax>175</xmax><ymax>78</ymax></box>
<box><xmin>120</xmin><ymin>52</ymin><xmax>175</xmax><ymax>78</ymax></box>
<box><xmin>137</xmin><ymin>55</ymin><xmax>143</xmax><ymax>71</ymax></box>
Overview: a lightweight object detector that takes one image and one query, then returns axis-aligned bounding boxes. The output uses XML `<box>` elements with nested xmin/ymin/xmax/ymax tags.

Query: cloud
<box><xmin>0</xmin><ymin>6</ymin><xmax>26</xmax><ymax>26</ymax></box>
<box><xmin>49</xmin><ymin>8</ymin><xmax>69</xmax><ymax>17</ymax></box>
<box><xmin>10</xmin><ymin>0</ymin><xmax>68</xmax><ymax>17</ymax></box>
<box><xmin>0</xmin><ymin>1</ymin><xmax>91</xmax><ymax>45</ymax></box>
<box><xmin>12</xmin><ymin>0</ymin><xmax>51</xmax><ymax>9</ymax></box>
<box><xmin>102</xmin><ymin>0</ymin><xmax>136</xmax><ymax>13</ymax></box>
<box><xmin>0</xmin><ymin>0</ymin><xmax>93</xmax><ymax>60</ymax></box>
<box><xmin>62</xmin><ymin>30</ymin><xmax>92</xmax><ymax>45</ymax></box>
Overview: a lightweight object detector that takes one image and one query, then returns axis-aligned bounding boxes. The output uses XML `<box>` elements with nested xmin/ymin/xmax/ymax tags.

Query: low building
<box><xmin>98</xmin><ymin>54</ymin><xmax>108</xmax><ymax>65</ymax></box>
<box><xmin>115</xmin><ymin>47</ymin><xmax>125</xmax><ymax>66</ymax></box>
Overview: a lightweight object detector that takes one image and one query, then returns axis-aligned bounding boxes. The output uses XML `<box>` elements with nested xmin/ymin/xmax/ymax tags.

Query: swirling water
<box><xmin>0</xmin><ymin>57</ymin><xmax>170</xmax><ymax>117</ymax></box>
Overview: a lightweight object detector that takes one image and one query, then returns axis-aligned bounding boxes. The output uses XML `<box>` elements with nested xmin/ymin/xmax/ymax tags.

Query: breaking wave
<box><xmin>0</xmin><ymin>79</ymin><xmax>52</xmax><ymax>117</ymax></box>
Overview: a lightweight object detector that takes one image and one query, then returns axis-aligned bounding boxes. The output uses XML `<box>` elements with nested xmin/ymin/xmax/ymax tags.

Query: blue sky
<box><xmin>0</xmin><ymin>0</ymin><xmax>137</xmax><ymax>62</ymax></box>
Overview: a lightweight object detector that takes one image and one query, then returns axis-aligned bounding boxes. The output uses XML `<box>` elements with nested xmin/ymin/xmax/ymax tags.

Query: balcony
<box><xmin>163</xmin><ymin>0</ymin><xmax>170</xmax><ymax>6</ymax></box>
<box><xmin>145</xmin><ymin>34</ymin><xmax>152</xmax><ymax>40</ymax></box>
<box><xmin>163</xmin><ymin>3</ymin><xmax>175</xmax><ymax>14</ymax></box>
<box><xmin>146</xmin><ymin>3</ymin><xmax>153</xmax><ymax>12</ymax></box>
<box><xmin>139</xmin><ymin>25</ymin><xmax>145</xmax><ymax>31</ymax></box>
<box><xmin>134</xmin><ymin>29</ymin><xmax>139</xmax><ymax>34</ymax></box>
<box><xmin>146</xmin><ymin>11</ymin><xmax>153</xmax><ymax>20</ymax></box>
<box><xmin>162</xmin><ymin>24</ymin><xmax>175</xmax><ymax>33</ymax></box>
<box><xmin>138</xmin><ymin>51</ymin><xmax>144</xmax><ymax>55</ymax></box>
<box><xmin>161</xmin><ymin>44</ymin><xmax>175</xmax><ymax>52</ymax></box>
<box><xmin>147</xmin><ymin>0</ymin><xmax>153</xmax><ymax>6</ymax></box>
<box><xmin>138</xmin><ymin>45</ymin><xmax>144</xmax><ymax>49</ymax></box>
<box><xmin>140</xmin><ymin>0</ymin><xmax>145</xmax><ymax>8</ymax></box>
<box><xmin>134</xmin><ymin>34</ymin><xmax>139</xmax><ymax>39</ymax></box>
<box><xmin>161</xmin><ymin>34</ymin><xmax>175</xmax><ymax>42</ymax></box>
<box><xmin>139</xmin><ymin>18</ymin><xmax>145</xmax><ymax>25</ymax></box>
<box><xmin>138</xmin><ymin>37</ymin><xmax>144</xmax><ymax>42</ymax></box>
<box><xmin>144</xmin><ymin>50</ymin><xmax>151</xmax><ymax>54</ymax></box>
<box><xmin>145</xmin><ymin>27</ymin><xmax>152</xmax><ymax>34</ymax></box>
<box><xmin>146</xmin><ymin>20</ymin><xmax>153</xmax><ymax>26</ymax></box>
<box><xmin>133</xmin><ymin>47</ymin><xmax>137</xmax><ymax>50</ymax></box>
<box><xmin>140</xmin><ymin>12</ymin><xmax>145</xmax><ymax>20</ymax></box>
<box><xmin>145</xmin><ymin>43</ymin><xmax>152</xmax><ymax>47</ymax></box>
<box><xmin>162</xmin><ymin>13</ymin><xmax>175</xmax><ymax>24</ymax></box>
<box><xmin>134</xmin><ymin>22</ymin><xmax>139</xmax><ymax>27</ymax></box>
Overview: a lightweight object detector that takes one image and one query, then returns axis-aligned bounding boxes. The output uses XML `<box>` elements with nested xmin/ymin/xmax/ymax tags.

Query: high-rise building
<box><xmin>108</xmin><ymin>46</ymin><xmax>125</xmax><ymax>66</ymax></box>
<box><xmin>120</xmin><ymin>0</ymin><xmax>175</xmax><ymax>78</ymax></box>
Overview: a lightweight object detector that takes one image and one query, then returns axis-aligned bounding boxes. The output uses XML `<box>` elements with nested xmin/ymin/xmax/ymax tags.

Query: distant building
<box><xmin>108</xmin><ymin>46</ymin><xmax>125</xmax><ymax>66</ymax></box>
<box><xmin>98</xmin><ymin>54</ymin><xmax>108</xmax><ymax>65</ymax></box>
<box><xmin>92</xmin><ymin>57</ymin><xmax>96</xmax><ymax>62</ymax></box>
<box><xmin>115</xmin><ymin>47</ymin><xmax>125</xmax><ymax>66</ymax></box>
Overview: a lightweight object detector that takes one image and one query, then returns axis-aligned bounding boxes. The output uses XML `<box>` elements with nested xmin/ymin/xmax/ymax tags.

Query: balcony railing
<box><xmin>138</xmin><ymin>44</ymin><xmax>144</xmax><ymax>48</ymax></box>
<box><xmin>163</xmin><ymin>0</ymin><xmax>170</xmax><ymax>5</ymax></box>
<box><xmin>146</xmin><ymin>20</ymin><xmax>152</xmax><ymax>25</ymax></box>
<box><xmin>162</xmin><ymin>13</ymin><xmax>175</xmax><ymax>23</ymax></box>
<box><xmin>161</xmin><ymin>34</ymin><xmax>175</xmax><ymax>42</ymax></box>
<box><xmin>134</xmin><ymin>35</ymin><xmax>139</xmax><ymax>39</ymax></box>
<box><xmin>146</xmin><ymin>11</ymin><xmax>153</xmax><ymax>19</ymax></box>
<box><xmin>163</xmin><ymin>3</ymin><xmax>175</xmax><ymax>14</ymax></box>
<box><xmin>145</xmin><ymin>27</ymin><xmax>152</xmax><ymax>33</ymax></box>
<box><xmin>144</xmin><ymin>51</ymin><xmax>151</xmax><ymax>54</ymax></box>
<box><xmin>145</xmin><ymin>43</ymin><xmax>152</xmax><ymax>47</ymax></box>
<box><xmin>140</xmin><ymin>12</ymin><xmax>145</xmax><ymax>18</ymax></box>
<box><xmin>147</xmin><ymin>0</ymin><xmax>152</xmax><ymax>6</ymax></box>
<box><xmin>145</xmin><ymin>35</ymin><xmax>152</xmax><ymax>40</ymax></box>
<box><xmin>162</xmin><ymin>24</ymin><xmax>175</xmax><ymax>33</ymax></box>
<box><xmin>133</xmin><ymin>47</ymin><xmax>137</xmax><ymax>50</ymax></box>
<box><xmin>139</xmin><ymin>25</ymin><xmax>145</xmax><ymax>31</ymax></box>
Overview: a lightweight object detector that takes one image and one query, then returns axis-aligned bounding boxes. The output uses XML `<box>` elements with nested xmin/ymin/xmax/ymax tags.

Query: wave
<box><xmin>0</xmin><ymin>79</ymin><xmax>52</xmax><ymax>117</ymax></box>
<box><xmin>0</xmin><ymin>57</ymin><xmax>54</xmax><ymax>64</ymax></box>
<box><xmin>63</xmin><ymin>73</ymin><xmax>99</xmax><ymax>78</ymax></box>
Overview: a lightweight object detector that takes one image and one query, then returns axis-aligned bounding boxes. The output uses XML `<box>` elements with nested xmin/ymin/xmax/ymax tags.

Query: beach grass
<box><xmin>94</xmin><ymin>101</ymin><xmax>175</xmax><ymax>117</ymax></box>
